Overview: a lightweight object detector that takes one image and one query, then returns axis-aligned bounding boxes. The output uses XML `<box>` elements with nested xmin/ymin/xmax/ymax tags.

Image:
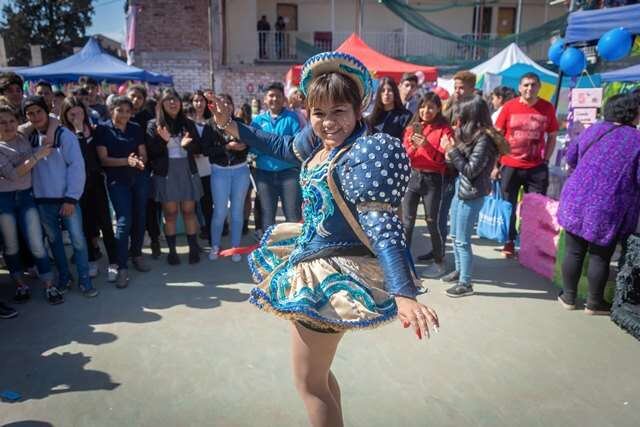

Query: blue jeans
<box><xmin>449</xmin><ymin>179</ymin><xmax>484</xmax><ymax>285</ymax></box>
<box><xmin>254</xmin><ymin>167</ymin><xmax>302</xmax><ymax>229</ymax></box>
<box><xmin>38</xmin><ymin>201</ymin><xmax>91</xmax><ymax>288</ymax></box>
<box><xmin>210</xmin><ymin>164</ymin><xmax>251</xmax><ymax>248</ymax></box>
<box><xmin>0</xmin><ymin>189</ymin><xmax>52</xmax><ymax>281</ymax></box>
<box><xmin>106</xmin><ymin>173</ymin><xmax>150</xmax><ymax>269</ymax></box>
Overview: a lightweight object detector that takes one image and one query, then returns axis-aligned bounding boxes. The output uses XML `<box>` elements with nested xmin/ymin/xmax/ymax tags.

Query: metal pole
<box><xmin>208</xmin><ymin>0</ymin><xmax>215</xmax><ymax>89</ymax></box>
<box><xmin>331</xmin><ymin>0</ymin><xmax>335</xmax><ymax>48</ymax></box>
<box><xmin>360</xmin><ymin>0</ymin><xmax>365</xmax><ymax>38</ymax></box>
<box><xmin>403</xmin><ymin>0</ymin><xmax>408</xmax><ymax>57</ymax></box>
<box><xmin>355</xmin><ymin>0</ymin><xmax>360</xmax><ymax>36</ymax></box>
<box><xmin>516</xmin><ymin>0</ymin><xmax>523</xmax><ymax>36</ymax></box>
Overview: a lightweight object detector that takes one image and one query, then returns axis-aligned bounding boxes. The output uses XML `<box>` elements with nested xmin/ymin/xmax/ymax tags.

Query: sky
<box><xmin>1</xmin><ymin>0</ymin><xmax>126</xmax><ymax>43</ymax></box>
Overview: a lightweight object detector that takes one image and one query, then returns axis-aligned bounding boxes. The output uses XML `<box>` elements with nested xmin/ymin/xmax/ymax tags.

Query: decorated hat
<box><xmin>299</xmin><ymin>51</ymin><xmax>373</xmax><ymax>108</ymax></box>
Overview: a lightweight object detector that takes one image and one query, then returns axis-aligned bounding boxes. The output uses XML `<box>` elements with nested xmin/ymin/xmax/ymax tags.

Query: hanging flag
<box><xmin>124</xmin><ymin>4</ymin><xmax>139</xmax><ymax>65</ymax></box>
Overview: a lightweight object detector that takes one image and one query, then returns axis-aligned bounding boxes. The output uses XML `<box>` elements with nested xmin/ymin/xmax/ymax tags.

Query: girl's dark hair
<box><xmin>60</xmin><ymin>96</ymin><xmax>92</xmax><ymax>132</ymax></box>
<box><xmin>109</xmin><ymin>95</ymin><xmax>134</xmax><ymax>111</ymax></box>
<box><xmin>306</xmin><ymin>72</ymin><xmax>361</xmax><ymax>114</ymax></box>
<box><xmin>157</xmin><ymin>88</ymin><xmax>188</xmax><ymax>135</ymax></box>
<box><xmin>453</xmin><ymin>95</ymin><xmax>493</xmax><ymax>144</ymax></box>
<box><xmin>0</xmin><ymin>103</ymin><xmax>19</xmax><ymax>119</ymax></box>
<box><xmin>491</xmin><ymin>86</ymin><xmax>517</xmax><ymax>105</ymax></box>
<box><xmin>603</xmin><ymin>93</ymin><xmax>640</xmax><ymax>126</ymax></box>
<box><xmin>238</xmin><ymin>103</ymin><xmax>253</xmax><ymax>125</ymax></box>
<box><xmin>367</xmin><ymin>77</ymin><xmax>403</xmax><ymax>128</ymax></box>
<box><xmin>183</xmin><ymin>103</ymin><xmax>196</xmax><ymax>119</ymax></box>
<box><xmin>127</xmin><ymin>84</ymin><xmax>147</xmax><ymax>99</ymax></box>
<box><xmin>189</xmin><ymin>90</ymin><xmax>212</xmax><ymax>119</ymax></box>
<box><xmin>408</xmin><ymin>91</ymin><xmax>448</xmax><ymax>127</ymax></box>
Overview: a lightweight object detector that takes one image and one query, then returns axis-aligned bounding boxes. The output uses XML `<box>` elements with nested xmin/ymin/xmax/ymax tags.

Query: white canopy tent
<box><xmin>437</xmin><ymin>43</ymin><xmax>555</xmax><ymax>94</ymax></box>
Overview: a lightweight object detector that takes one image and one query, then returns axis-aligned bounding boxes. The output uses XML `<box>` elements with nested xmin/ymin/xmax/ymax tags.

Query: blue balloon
<box><xmin>598</xmin><ymin>27</ymin><xmax>633</xmax><ymax>61</ymax></box>
<box><xmin>559</xmin><ymin>47</ymin><xmax>586</xmax><ymax>76</ymax></box>
<box><xmin>548</xmin><ymin>38</ymin><xmax>565</xmax><ymax>66</ymax></box>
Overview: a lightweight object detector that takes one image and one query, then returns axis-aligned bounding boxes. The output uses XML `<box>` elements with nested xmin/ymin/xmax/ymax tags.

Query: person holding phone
<box><xmin>402</xmin><ymin>92</ymin><xmax>453</xmax><ymax>279</ymax></box>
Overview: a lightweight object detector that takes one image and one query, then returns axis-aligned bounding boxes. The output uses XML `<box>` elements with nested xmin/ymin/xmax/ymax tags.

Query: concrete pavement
<box><xmin>1</xmin><ymin>230</ymin><xmax>639</xmax><ymax>427</ymax></box>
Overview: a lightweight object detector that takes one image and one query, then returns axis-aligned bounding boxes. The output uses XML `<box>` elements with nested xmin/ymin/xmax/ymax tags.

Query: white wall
<box><xmin>228</xmin><ymin>0</ymin><xmax>566</xmax><ymax>63</ymax></box>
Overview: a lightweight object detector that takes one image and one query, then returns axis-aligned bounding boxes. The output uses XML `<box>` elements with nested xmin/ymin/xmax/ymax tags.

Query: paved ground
<box><xmin>1</xmin><ymin>227</ymin><xmax>639</xmax><ymax>427</ymax></box>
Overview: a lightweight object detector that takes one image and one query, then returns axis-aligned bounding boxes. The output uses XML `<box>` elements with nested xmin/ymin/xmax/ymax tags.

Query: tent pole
<box><xmin>516</xmin><ymin>0</ymin><xmax>523</xmax><ymax>41</ymax></box>
<box><xmin>553</xmin><ymin>70</ymin><xmax>564</xmax><ymax>110</ymax></box>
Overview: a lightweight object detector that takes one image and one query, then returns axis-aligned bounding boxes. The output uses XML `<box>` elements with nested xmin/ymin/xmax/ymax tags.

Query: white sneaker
<box><xmin>89</xmin><ymin>262</ymin><xmax>99</xmax><ymax>278</ymax></box>
<box><xmin>107</xmin><ymin>264</ymin><xmax>118</xmax><ymax>282</ymax></box>
<box><xmin>208</xmin><ymin>246</ymin><xmax>219</xmax><ymax>261</ymax></box>
<box><xmin>231</xmin><ymin>254</ymin><xmax>242</xmax><ymax>263</ymax></box>
<box><xmin>421</xmin><ymin>262</ymin><xmax>446</xmax><ymax>279</ymax></box>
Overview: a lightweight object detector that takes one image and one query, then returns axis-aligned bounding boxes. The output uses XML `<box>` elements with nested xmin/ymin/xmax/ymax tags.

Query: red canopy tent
<box><xmin>285</xmin><ymin>33</ymin><xmax>438</xmax><ymax>87</ymax></box>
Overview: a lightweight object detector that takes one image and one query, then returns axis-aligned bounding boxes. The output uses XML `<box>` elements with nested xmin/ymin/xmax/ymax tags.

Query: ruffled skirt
<box><xmin>248</xmin><ymin>223</ymin><xmax>397</xmax><ymax>332</ymax></box>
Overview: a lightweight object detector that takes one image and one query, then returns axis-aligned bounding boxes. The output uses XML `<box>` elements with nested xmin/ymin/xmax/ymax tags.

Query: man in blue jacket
<box><xmin>22</xmin><ymin>96</ymin><xmax>98</xmax><ymax>298</ymax></box>
<box><xmin>251</xmin><ymin>82</ymin><xmax>302</xmax><ymax>231</ymax></box>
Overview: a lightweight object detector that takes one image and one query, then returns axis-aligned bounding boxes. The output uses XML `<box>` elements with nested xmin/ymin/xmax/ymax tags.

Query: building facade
<box><xmin>131</xmin><ymin>0</ymin><xmax>567</xmax><ymax>102</ymax></box>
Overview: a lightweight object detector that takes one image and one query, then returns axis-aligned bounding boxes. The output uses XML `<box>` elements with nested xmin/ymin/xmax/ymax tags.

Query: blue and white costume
<box><xmin>239</xmin><ymin>52</ymin><xmax>420</xmax><ymax>332</ymax></box>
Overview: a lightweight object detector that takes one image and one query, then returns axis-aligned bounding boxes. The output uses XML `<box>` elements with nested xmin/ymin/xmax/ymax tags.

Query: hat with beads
<box><xmin>299</xmin><ymin>51</ymin><xmax>373</xmax><ymax>109</ymax></box>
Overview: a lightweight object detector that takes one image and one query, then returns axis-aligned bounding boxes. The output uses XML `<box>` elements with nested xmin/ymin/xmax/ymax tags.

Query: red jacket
<box><xmin>402</xmin><ymin>122</ymin><xmax>453</xmax><ymax>174</ymax></box>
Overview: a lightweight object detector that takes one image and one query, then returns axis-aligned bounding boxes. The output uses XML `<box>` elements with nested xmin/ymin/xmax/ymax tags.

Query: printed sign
<box><xmin>573</xmin><ymin>108</ymin><xmax>598</xmax><ymax>126</ymax></box>
<box><xmin>572</xmin><ymin>88</ymin><xmax>603</xmax><ymax>108</ymax></box>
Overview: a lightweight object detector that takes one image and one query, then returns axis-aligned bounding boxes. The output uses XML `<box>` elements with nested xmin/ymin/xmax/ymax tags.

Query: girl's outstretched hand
<box><xmin>210</xmin><ymin>96</ymin><xmax>232</xmax><ymax>127</ymax></box>
<box><xmin>396</xmin><ymin>296</ymin><xmax>439</xmax><ymax>341</ymax></box>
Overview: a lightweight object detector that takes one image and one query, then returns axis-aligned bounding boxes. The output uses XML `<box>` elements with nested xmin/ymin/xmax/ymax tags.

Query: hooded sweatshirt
<box><xmin>28</xmin><ymin>125</ymin><xmax>86</xmax><ymax>204</ymax></box>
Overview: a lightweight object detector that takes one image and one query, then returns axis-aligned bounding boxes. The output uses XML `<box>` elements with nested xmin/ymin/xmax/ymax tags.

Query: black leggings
<box><xmin>402</xmin><ymin>170</ymin><xmax>444</xmax><ymax>263</ymax></box>
<box><xmin>81</xmin><ymin>176</ymin><xmax>117</xmax><ymax>264</ymax></box>
<box><xmin>561</xmin><ymin>231</ymin><xmax>617</xmax><ymax>305</ymax></box>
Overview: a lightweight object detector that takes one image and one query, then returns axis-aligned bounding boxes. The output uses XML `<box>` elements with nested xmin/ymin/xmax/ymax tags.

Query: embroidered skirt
<box><xmin>248</xmin><ymin>223</ymin><xmax>397</xmax><ymax>332</ymax></box>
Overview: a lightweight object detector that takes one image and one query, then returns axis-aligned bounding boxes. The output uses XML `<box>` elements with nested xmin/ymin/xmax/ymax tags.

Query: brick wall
<box><xmin>133</xmin><ymin>1</ymin><xmax>292</xmax><ymax>100</ymax></box>
<box><xmin>215</xmin><ymin>66</ymin><xmax>291</xmax><ymax>106</ymax></box>
<box><xmin>135</xmin><ymin>0</ymin><xmax>209</xmax><ymax>52</ymax></box>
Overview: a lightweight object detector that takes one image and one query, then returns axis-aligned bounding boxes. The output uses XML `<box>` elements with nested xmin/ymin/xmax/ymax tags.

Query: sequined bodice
<box><xmin>292</xmin><ymin>160</ymin><xmax>335</xmax><ymax>253</ymax></box>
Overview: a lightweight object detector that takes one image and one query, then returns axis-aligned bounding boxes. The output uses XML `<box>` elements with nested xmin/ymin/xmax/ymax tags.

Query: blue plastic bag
<box><xmin>476</xmin><ymin>181</ymin><xmax>512</xmax><ymax>243</ymax></box>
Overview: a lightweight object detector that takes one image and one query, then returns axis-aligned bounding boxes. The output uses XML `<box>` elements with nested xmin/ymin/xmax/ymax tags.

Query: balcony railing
<box><xmin>255</xmin><ymin>30</ymin><xmax>550</xmax><ymax>64</ymax></box>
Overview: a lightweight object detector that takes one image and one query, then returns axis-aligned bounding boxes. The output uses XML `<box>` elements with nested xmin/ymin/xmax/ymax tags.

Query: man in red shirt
<box><xmin>494</xmin><ymin>72</ymin><xmax>559</xmax><ymax>257</ymax></box>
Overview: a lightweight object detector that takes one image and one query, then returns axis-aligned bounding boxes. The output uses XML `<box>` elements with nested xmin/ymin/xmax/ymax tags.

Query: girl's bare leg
<box><xmin>291</xmin><ymin>322</ymin><xmax>345</xmax><ymax>427</ymax></box>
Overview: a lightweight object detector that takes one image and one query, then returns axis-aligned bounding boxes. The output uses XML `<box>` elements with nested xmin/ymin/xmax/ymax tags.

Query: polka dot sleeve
<box><xmin>340</xmin><ymin>134</ymin><xmax>418</xmax><ymax>299</ymax></box>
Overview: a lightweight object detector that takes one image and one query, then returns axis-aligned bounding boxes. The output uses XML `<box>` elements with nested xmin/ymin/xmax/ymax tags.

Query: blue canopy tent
<box><xmin>601</xmin><ymin>63</ymin><xmax>640</xmax><ymax>82</ymax></box>
<box><xmin>565</xmin><ymin>3</ymin><xmax>640</xmax><ymax>44</ymax></box>
<box><xmin>19</xmin><ymin>38</ymin><xmax>172</xmax><ymax>84</ymax></box>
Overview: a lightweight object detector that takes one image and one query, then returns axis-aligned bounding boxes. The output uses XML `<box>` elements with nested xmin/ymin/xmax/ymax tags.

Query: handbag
<box><xmin>476</xmin><ymin>181</ymin><xmax>512</xmax><ymax>244</ymax></box>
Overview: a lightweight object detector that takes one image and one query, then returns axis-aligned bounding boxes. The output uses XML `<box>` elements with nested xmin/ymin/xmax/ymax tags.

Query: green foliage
<box><xmin>0</xmin><ymin>0</ymin><xmax>94</xmax><ymax>66</ymax></box>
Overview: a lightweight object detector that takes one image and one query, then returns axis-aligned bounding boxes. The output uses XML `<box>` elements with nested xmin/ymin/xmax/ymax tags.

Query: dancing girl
<box><xmin>211</xmin><ymin>52</ymin><xmax>439</xmax><ymax>427</ymax></box>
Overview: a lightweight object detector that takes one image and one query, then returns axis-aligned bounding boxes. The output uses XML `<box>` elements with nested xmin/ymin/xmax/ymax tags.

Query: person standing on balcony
<box><xmin>251</xmin><ymin>82</ymin><xmax>302</xmax><ymax>232</ymax></box>
<box><xmin>257</xmin><ymin>15</ymin><xmax>271</xmax><ymax>59</ymax></box>
<box><xmin>275</xmin><ymin>16</ymin><xmax>286</xmax><ymax>59</ymax></box>
<box><xmin>494</xmin><ymin>72</ymin><xmax>559</xmax><ymax>258</ymax></box>
<box><xmin>398</xmin><ymin>73</ymin><xmax>420</xmax><ymax>114</ymax></box>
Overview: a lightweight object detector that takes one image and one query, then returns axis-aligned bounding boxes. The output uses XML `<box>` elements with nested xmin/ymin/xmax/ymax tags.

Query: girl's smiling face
<box><xmin>418</xmin><ymin>101</ymin><xmax>440</xmax><ymax>123</ymax></box>
<box><xmin>310</xmin><ymin>101</ymin><xmax>358</xmax><ymax>149</ymax></box>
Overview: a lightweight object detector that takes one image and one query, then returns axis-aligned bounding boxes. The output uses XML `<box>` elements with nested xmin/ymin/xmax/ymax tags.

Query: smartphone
<box><xmin>413</xmin><ymin>122</ymin><xmax>423</xmax><ymax>135</ymax></box>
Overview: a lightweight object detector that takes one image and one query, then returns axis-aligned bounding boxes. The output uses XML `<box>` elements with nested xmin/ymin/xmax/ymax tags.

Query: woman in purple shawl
<box><xmin>557</xmin><ymin>93</ymin><xmax>640</xmax><ymax>315</ymax></box>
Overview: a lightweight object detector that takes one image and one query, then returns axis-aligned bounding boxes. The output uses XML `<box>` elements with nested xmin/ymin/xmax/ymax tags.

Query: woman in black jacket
<box><xmin>200</xmin><ymin>93</ymin><xmax>250</xmax><ymax>262</ymax></box>
<box><xmin>366</xmin><ymin>77</ymin><xmax>412</xmax><ymax>139</ymax></box>
<box><xmin>60</xmin><ymin>96</ymin><xmax>117</xmax><ymax>282</ymax></box>
<box><xmin>146</xmin><ymin>88</ymin><xmax>203</xmax><ymax>265</ymax></box>
<box><xmin>441</xmin><ymin>95</ymin><xmax>505</xmax><ymax>298</ymax></box>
